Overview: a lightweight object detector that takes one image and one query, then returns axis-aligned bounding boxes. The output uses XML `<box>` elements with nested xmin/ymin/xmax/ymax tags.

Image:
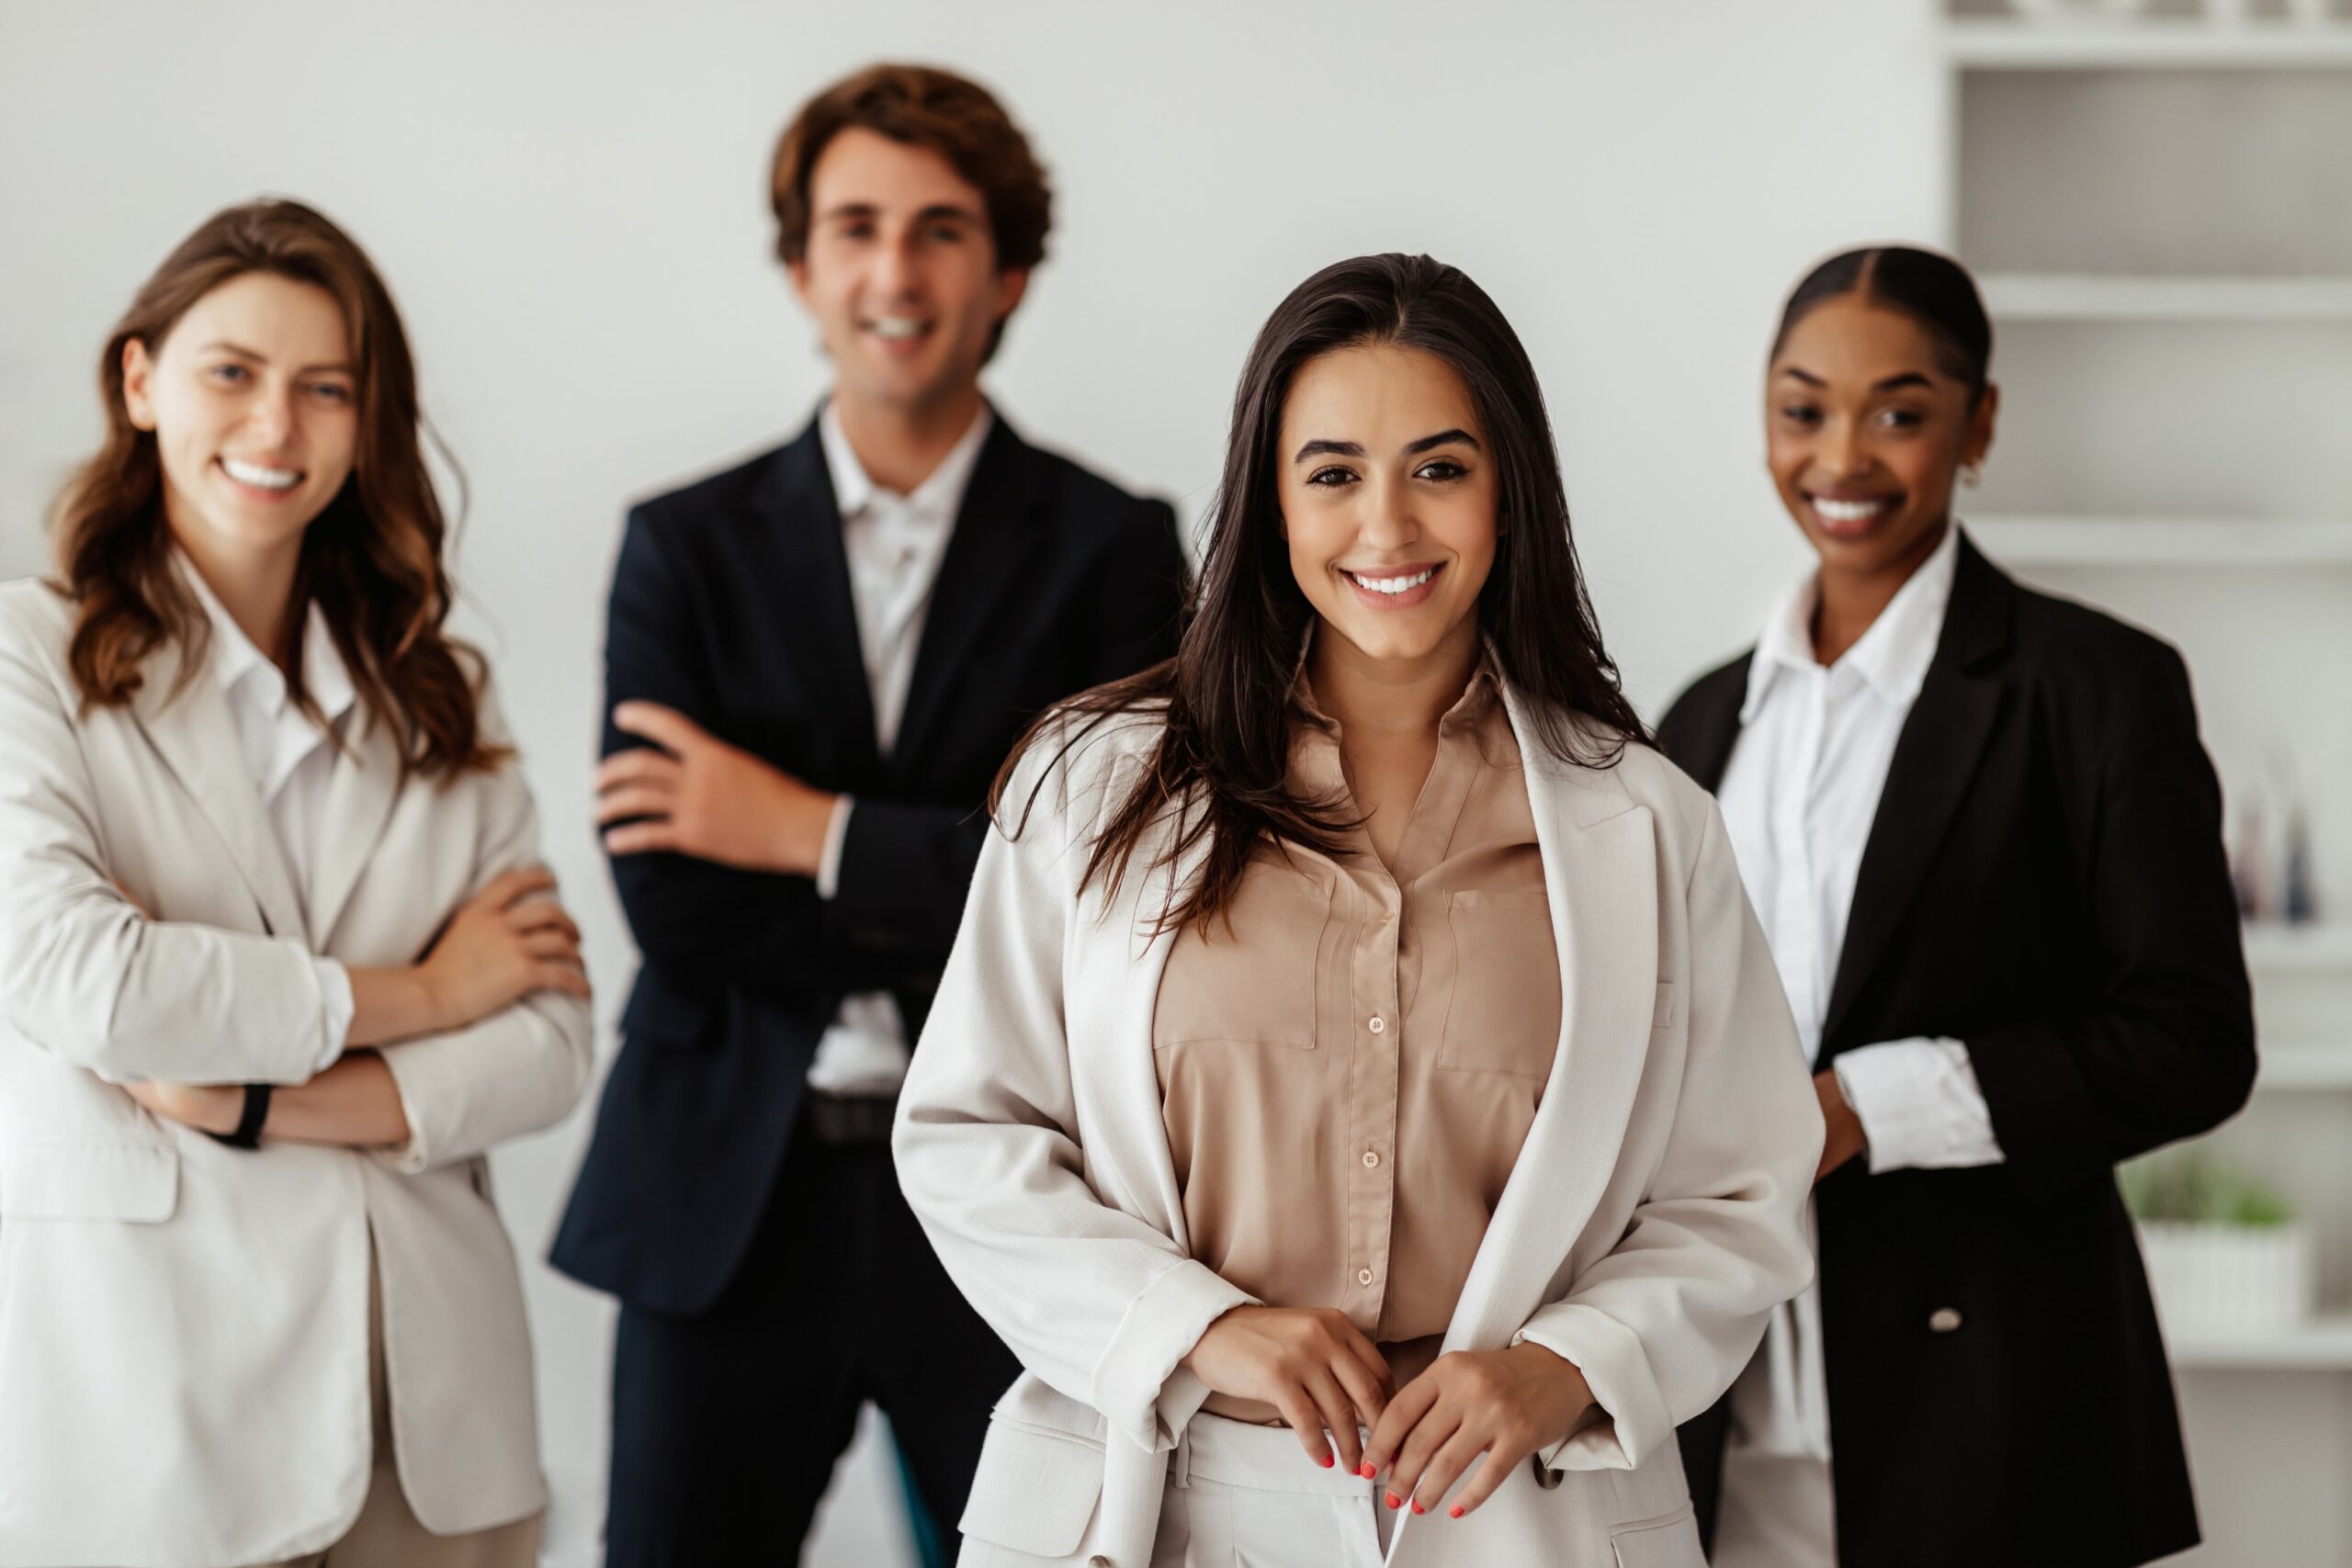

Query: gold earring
<box><xmin>1961</xmin><ymin>461</ymin><xmax>1984</xmax><ymax>489</ymax></box>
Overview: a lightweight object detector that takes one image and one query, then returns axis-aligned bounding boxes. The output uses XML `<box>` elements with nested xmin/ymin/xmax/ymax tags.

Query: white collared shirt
<box><xmin>181</xmin><ymin>557</ymin><xmax>357</xmax><ymax>1076</ymax></box>
<box><xmin>1713</xmin><ymin>522</ymin><xmax>2003</xmax><ymax>1477</ymax></box>
<box><xmin>806</xmin><ymin>400</ymin><xmax>992</xmax><ymax>1098</ymax></box>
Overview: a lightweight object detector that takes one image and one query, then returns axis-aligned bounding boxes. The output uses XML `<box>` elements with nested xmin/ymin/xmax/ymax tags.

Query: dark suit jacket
<box><xmin>550</xmin><ymin>411</ymin><xmax>1188</xmax><ymax>1316</ymax></box>
<box><xmin>1662</xmin><ymin>534</ymin><xmax>2254</xmax><ymax>1568</ymax></box>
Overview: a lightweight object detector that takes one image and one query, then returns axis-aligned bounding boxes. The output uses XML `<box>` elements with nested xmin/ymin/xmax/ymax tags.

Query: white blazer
<box><xmin>0</xmin><ymin>580</ymin><xmax>593</xmax><ymax>1568</ymax></box>
<box><xmin>895</xmin><ymin>685</ymin><xmax>1824</xmax><ymax>1568</ymax></box>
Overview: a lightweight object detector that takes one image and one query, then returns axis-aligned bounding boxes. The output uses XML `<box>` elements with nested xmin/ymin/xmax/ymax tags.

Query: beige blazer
<box><xmin>894</xmin><ymin>686</ymin><xmax>1824</xmax><ymax>1568</ymax></box>
<box><xmin>0</xmin><ymin>580</ymin><xmax>593</xmax><ymax>1568</ymax></box>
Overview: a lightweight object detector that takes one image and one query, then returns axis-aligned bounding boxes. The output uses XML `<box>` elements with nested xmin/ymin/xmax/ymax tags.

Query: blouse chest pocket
<box><xmin>1437</xmin><ymin>888</ymin><xmax>1561</xmax><ymax>1077</ymax></box>
<box><xmin>1153</xmin><ymin>872</ymin><xmax>1333</xmax><ymax>1052</ymax></box>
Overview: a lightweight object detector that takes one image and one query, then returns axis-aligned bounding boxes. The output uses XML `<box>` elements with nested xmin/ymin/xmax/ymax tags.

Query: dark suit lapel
<box><xmin>760</xmin><ymin>419</ymin><xmax>880</xmax><ymax>774</ymax></box>
<box><xmin>1820</xmin><ymin>536</ymin><xmax>2017</xmax><ymax>1057</ymax></box>
<box><xmin>1666</xmin><ymin>657</ymin><xmax>1749</xmax><ymax>793</ymax></box>
<box><xmin>890</xmin><ymin>416</ymin><xmax>1048</xmax><ymax>778</ymax></box>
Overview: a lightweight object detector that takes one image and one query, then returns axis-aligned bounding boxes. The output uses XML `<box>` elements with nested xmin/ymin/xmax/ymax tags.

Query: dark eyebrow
<box><xmin>820</xmin><ymin>200</ymin><xmax>982</xmax><ymax>226</ymax></box>
<box><xmin>1405</xmin><ymin>428</ymin><xmax>1479</xmax><ymax>455</ymax></box>
<box><xmin>1777</xmin><ymin>365</ymin><xmax>1936</xmax><ymax>394</ymax></box>
<box><xmin>1294</xmin><ymin>438</ymin><xmax>1364</xmax><ymax>462</ymax></box>
<box><xmin>195</xmin><ymin>341</ymin><xmax>353</xmax><ymax>376</ymax></box>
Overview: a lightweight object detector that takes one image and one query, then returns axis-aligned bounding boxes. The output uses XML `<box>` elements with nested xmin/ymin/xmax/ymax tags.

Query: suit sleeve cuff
<box><xmin>1512</xmin><ymin>1304</ymin><xmax>1668</xmax><ymax>1472</ymax></box>
<box><xmin>1091</xmin><ymin>1258</ymin><xmax>1255</xmax><ymax>1454</ymax></box>
<box><xmin>1835</xmin><ymin>1036</ymin><xmax>2007</xmax><ymax>1175</ymax></box>
<box><xmin>816</xmin><ymin>795</ymin><xmax>854</xmax><ymax>901</ymax></box>
<box><xmin>309</xmin><ymin>958</ymin><xmax>355</xmax><ymax>1077</ymax></box>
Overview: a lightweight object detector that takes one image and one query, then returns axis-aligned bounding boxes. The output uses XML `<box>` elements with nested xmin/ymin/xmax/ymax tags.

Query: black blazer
<box><xmin>1662</xmin><ymin>534</ymin><xmax>2254</xmax><ymax>1568</ymax></box>
<box><xmin>550</xmin><ymin>412</ymin><xmax>1188</xmax><ymax>1316</ymax></box>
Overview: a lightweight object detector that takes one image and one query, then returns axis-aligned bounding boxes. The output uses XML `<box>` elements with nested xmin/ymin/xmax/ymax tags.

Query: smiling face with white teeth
<box><xmin>1767</xmin><ymin>292</ymin><xmax>1997</xmax><ymax>590</ymax></box>
<box><xmin>1280</xmin><ymin>343</ymin><xmax>1497</xmax><ymax>678</ymax></box>
<box><xmin>120</xmin><ymin>270</ymin><xmax>358</xmax><ymax>575</ymax></box>
<box><xmin>789</xmin><ymin>127</ymin><xmax>1028</xmax><ymax>431</ymax></box>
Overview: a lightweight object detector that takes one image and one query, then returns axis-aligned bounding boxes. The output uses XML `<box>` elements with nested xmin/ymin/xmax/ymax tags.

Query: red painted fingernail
<box><xmin>1413</xmin><ymin>1500</ymin><xmax>1427</xmax><ymax>1515</ymax></box>
<box><xmin>1385</xmin><ymin>1491</ymin><xmax>1402</xmax><ymax>1510</ymax></box>
<box><xmin>1318</xmin><ymin>1452</ymin><xmax>1334</xmax><ymax>1468</ymax></box>
<box><xmin>1449</xmin><ymin>1505</ymin><xmax>1464</xmax><ymax>1519</ymax></box>
<box><xmin>1358</xmin><ymin>1461</ymin><xmax>1376</xmax><ymax>1479</ymax></box>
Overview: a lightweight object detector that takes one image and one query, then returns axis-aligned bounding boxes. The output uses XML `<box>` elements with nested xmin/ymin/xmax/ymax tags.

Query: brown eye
<box><xmin>1415</xmin><ymin>459</ymin><xmax>1467</xmax><ymax>482</ymax></box>
<box><xmin>1779</xmin><ymin>404</ymin><xmax>1821</xmax><ymax>427</ymax></box>
<box><xmin>1306</xmin><ymin>467</ymin><xmax>1356</xmax><ymax>488</ymax></box>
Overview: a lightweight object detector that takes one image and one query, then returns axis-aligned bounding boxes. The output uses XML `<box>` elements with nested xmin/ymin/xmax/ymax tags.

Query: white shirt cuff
<box><xmin>816</xmin><ymin>795</ymin><xmax>854</xmax><ymax>900</ymax></box>
<box><xmin>1834</xmin><ymin>1036</ymin><xmax>2005</xmax><ymax>1175</ymax></box>
<box><xmin>310</xmin><ymin>958</ymin><xmax>356</xmax><ymax>1077</ymax></box>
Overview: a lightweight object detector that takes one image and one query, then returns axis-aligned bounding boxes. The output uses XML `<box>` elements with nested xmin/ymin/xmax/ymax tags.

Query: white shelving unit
<box><xmin>1966</xmin><ymin>516</ymin><xmax>2352</xmax><ymax>567</ymax></box>
<box><xmin>1979</xmin><ymin>273</ymin><xmax>2352</xmax><ymax>321</ymax></box>
<box><xmin>1943</xmin><ymin>11</ymin><xmax>2352</xmax><ymax>1562</ymax></box>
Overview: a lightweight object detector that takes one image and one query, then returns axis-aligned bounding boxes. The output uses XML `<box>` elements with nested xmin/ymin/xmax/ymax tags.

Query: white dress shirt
<box><xmin>1710</xmin><ymin>523</ymin><xmax>2003</xmax><ymax>1563</ymax></box>
<box><xmin>806</xmin><ymin>400</ymin><xmax>992</xmax><ymax>1098</ymax></box>
<box><xmin>182</xmin><ymin>558</ymin><xmax>356</xmax><ymax>1077</ymax></box>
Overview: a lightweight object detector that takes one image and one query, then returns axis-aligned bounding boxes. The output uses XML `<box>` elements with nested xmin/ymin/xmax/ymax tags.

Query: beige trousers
<box><xmin>1148</xmin><ymin>1415</ymin><xmax>1399</xmax><ymax>1568</ymax></box>
<box><xmin>258</xmin><ymin>1247</ymin><xmax>540</xmax><ymax>1568</ymax></box>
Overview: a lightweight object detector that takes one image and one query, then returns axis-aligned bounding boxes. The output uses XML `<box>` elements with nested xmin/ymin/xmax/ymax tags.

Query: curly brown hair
<box><xmin>770</xmin><ymin>63</ymin><xmax>1051</xmax><ymax>361</ymax></box>
<box><xmin>48</xmin><ymin>197</ymin><xmax>503</xmax><ymax>778</ymax></box>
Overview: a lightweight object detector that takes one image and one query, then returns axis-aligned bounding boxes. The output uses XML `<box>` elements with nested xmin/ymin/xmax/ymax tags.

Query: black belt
<box><xmin>802</xmin><ymin>1091</ymin><xmax>899</xmax><ymax>1146</ymax></box>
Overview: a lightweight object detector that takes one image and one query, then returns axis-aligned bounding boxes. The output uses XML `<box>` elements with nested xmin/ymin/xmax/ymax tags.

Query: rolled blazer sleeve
<box><xmin>376</xmin><ymin>681</ymin><xmax>594</xmax><ymax>1173</ymax></box>
<box><xmin>0</xmin><ymin>611</ymin><xmax>334</xmax><ymax>1086</ymax></box>
<box><xmin>1513</xmin><ymin>799</ymin><xmax>1823</xmax><ymax>1472</ymax></box>
<box><xmin>894</xmin><ymin>731</ymin><xmax>1250</xmax><ymax>1455</ymax></box>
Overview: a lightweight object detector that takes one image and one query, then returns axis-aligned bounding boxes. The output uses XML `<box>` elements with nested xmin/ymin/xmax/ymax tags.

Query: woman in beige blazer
<box><xmin>0</xmin><ymin>200</ymin><xmax>593</xmax><ymax>1567</ymax></box>
<box><xmin>893</xmin><ymin>254</ymin><xmax>1824</xmax><ymax>1568</ymax></box>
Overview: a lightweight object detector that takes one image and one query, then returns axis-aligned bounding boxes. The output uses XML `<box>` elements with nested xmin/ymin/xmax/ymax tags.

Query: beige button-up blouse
<box><xmin>1153</xmin><ymin>661</ymin><xmax>1561</xmax><ymax>1416</ymax></box>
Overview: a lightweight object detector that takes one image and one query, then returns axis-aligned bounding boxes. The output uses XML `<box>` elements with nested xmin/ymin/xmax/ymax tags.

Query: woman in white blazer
<box><xmin>893</xmin><ymin>254</ymin><xmax>1824</xmax><ymax>1568</ymax></box>
<box><xmin>0</xmin><ymin>200</ymin><xmax>594</xmax><ymax>1568</ymax></box>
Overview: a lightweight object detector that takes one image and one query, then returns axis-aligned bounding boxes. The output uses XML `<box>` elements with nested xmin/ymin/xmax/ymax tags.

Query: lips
<box><xmin>1805</xmin><ymin>492</ymin><xmax>1897</xmax><ymax>540</ymax></box>
<box><xmin>218</xmin><ymin>457</ymin><xmax>303</xmax><ymax>498</ymax></box>
<box><xmin>1340</xmin><ymin>561</ymin><xmax>1445</xmax><ymax>609</ymax></box>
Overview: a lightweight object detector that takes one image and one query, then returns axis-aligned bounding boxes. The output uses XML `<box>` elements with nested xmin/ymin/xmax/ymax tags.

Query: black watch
<box><xmin>204</xmin><ymin>1084</ymin><xmax>273</xmax><ymax>1151</ymax></box>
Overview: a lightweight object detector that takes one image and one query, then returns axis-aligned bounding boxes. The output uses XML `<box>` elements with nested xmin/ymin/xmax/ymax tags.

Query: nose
<box><xmin>872</xmin><ymin>231</ymin><xmax>921</xmax><ymax>301</ymax></box>
<box><xmin>1815</xmin><ymin>414</ymin><xmax>1869</xmax><ymax>481</ymax></box>
<box><xmin>1358</xmin><ymin>473</ymin><xmax>1419</xmax><ymax>550</ymax></box>
<box><xmin>244</xmin><ymin>383</ymin><xmax>295</xmax><ymax>448</ymax></box>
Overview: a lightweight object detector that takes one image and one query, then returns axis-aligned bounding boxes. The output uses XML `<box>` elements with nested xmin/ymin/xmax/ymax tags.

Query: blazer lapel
<box><xmin>761</xmin><ymin>423</ymin><xmax>881</xmax><ymax>775</ymax></box>
<box><xmin>306</xmin><ymin>704</ymin><xmax>406</xmax><ymax>950</ymax></box>
<box><xmin>1443</xmin><ymin>686</ymin><xmax>1660</xmax><ymax>1354</ymax></box>
<box><xmin>130</xmin><ymin>639</ymin><xmax>306</xmax><ymax>940</ymax></box>
<box><xmin>1818</xmin><ymin>536</ymin><xmax>2016</xmax><ymax>1056</ymax></box>
<box><xmin>1668</xmin><ymin>656</ymin><xmax>1748</xmax><ymax>794</ymax></box>
<box><xmin>890</xmin><ymin>418</ymin><xmax>1048</xmax><ymax>779</ymax></box>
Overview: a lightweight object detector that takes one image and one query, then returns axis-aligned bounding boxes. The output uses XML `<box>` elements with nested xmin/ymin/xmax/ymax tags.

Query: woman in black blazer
<box><xmin>1663</xmin><ymin>247</ymin><xmax>2254</xmax><ymax>1568</ymax></box>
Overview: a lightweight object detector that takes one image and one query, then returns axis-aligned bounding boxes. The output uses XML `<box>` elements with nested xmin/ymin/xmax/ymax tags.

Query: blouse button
<box><xmin>1368</xmin><ymin>1016</ymin><xmax>1387</xmax><ymax>1034</ymax></box>
<box><xmin>1928</xmin><ymin>1307</ymin><xmax>1964</xmax><ymax>1334</ymax></box>
<box><xmin>1363</xmin><ymin>1150</ymin><xmax>1380</xmax><ymax>1168</ymax></box>
<box><xmin>1357</xmin><ymin>1268</ymin><xmax>1375</xmax><ymax>1286</ymax></box>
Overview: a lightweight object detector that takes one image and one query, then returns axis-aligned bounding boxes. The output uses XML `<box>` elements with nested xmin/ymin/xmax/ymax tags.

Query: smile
<box><xmin>220</xmin><ymin>457</ymin><xmax>302</xmax><ymax>493</ymax></box>
<box><xmin>865</xmin><ymin>316</ymin><xmax>933</xmax><ymax>342</ymax></box>
<box><xmin>1340</xmin><ymin>562</ymin><xmax>1444</xmax><ymax>608</ymax></box>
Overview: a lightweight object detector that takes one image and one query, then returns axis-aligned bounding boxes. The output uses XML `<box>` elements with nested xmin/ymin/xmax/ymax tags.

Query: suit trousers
<box><xmin>254</xmin><ymin>1242</ymin><xmax>540</xmax><ymax>1568</ymax></box>
<box><xmin>1121</xmin><ymin>1415</ymin><xmax>1396</xmax><ymax>1568</ymax></box>
<box><xmin>605</xmin><ymin>1109</ymin><xmax>1022</xmax><ymax>1565</ymax></box>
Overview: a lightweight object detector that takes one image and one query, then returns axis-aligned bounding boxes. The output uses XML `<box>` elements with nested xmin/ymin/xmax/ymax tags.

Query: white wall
<box><xmin>0</xmin><ymin>3</ymin><xmax>1946</xmax><ymax>1561</ymax></box>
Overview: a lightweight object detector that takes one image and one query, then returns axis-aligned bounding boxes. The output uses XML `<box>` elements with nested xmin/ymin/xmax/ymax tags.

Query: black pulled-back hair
<box><xmin>1772</xmin><ymin>245</ymin><xmax>1994</xmax><ymax>403</ymax></box>
<box><xmin>993</xmin><ymin>252</ymin><xmax>1649</xmax><ymax>934</ymax></box>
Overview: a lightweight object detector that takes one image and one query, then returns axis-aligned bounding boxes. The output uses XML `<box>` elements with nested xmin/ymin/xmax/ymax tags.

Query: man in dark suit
<box><xmin>549</xmin><ymin>63</ymin><xmax>1188</xmax><ymax>1564</ymax></box>
<box><xmin>1660</xmin><ymin>529</ymin><xmax>2254</xmax><ymax>1568</ymax></box>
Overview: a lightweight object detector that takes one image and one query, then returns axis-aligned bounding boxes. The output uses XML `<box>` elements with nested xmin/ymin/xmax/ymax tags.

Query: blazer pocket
<box><xmin>1155</xmin><ymin>873</ymin><xmax>1331</xmax><ymax>1051</ymax></box>
<box><xmin>1438</xmin><ymin>889</ymin><xmax>1561</xmax><ymax>1077</ymax></box>
<box><xmin>1611</xmin><ymin>1503</ymin><xmax>1702</xmax><ymax>1568</ymax></box>
<box><xmin>1650</xmin><ymin>980</ymin><xmax>1679</xmax><ymax>1032</ymax></box>
<box><xmin>956</xmin><ymin>1417</ymin><xmax>1105</xmax><ymax>1558</ymax></box>
<box><xmin>0</xmin><ymin>1140</ymin><xmax>178</xmax><ymax>1223</ymax></box>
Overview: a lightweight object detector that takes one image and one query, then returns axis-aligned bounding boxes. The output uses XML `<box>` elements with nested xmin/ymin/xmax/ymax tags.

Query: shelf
<box><xmin>2256</xmin><ymin>1043</ymin><xmax>2352</xmax><ymax>1090</ymax></box>
<box><xmin>2168</xmin><ymin>1314</ymin><xmax>2352</xmax><ymax>1371</ymax></box>
<box><xmin>1946</xmin><ymin>20</ymin><xmax>2352</xmax><ymax>70</ymax></box>
<box><xmin>1981</xmin><ymin>273</ymin><xmax>2352</xmax><ymax>321</ymax></box>
<box><xmin>2245</xmin><ymin>924</ymin><xmax>2352</xmax><ymax>974</ymax></box>
<box><xmin>1968</xmin><ymin>516</ymin><xmax>2352</xmax><ymax>566</ymax></box>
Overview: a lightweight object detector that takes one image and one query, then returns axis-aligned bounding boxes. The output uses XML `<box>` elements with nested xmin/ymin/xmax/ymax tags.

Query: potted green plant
<box><xmin>2122</xmin><ymin>1147</ymin><xmax>2313</xmax><ymax>1337</ymax></box>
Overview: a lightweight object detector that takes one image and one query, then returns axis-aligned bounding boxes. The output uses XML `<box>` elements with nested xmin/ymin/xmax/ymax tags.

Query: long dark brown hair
<box><xmin>49</xmin><ymin>197</ymin><xmax>502</xmax><ymax>777</ymax></box>
<box><xmin>995</xmin><ymin>253</ymin><xmax>1648</xmax><ymax>932</ymax></box>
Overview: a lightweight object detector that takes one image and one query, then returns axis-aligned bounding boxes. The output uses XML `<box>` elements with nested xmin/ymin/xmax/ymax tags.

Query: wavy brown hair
<box><xmin>49</xmin><ymin>197</ymin><xmax>501</xmax><ymax>777</ymax></box>
<box><xmin>995</xmin><ymin>253</ymin><xmax>1648</xmax><ymax>933</ymax></box>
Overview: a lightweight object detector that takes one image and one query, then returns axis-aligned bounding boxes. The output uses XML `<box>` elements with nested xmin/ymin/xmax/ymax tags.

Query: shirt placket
<box><xmin>1344</xmin><ymin>867</ymin><xmax>1404</xmax><ymax>1336</ymax></box>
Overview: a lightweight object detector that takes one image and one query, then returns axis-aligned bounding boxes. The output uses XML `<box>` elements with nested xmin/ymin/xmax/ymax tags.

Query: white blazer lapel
<box><xmin>1443</xmin><ymin>686</ymin><xmax>1659</xmax><ymax>1354</ymax></box>
<box><xmin>128</xmin><ymin>640</ymin><xmax>306</xmax><ymax>941</ymax></box>
<box><xmin>306</xmin><ymin>704</ymin><xmax>404</xmax><ymax>950</ymax></box>
<box><xmin>1065</xmin><ymin>779</ymin><xmax>1206</xmax><ymax>1247</ymax></box>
